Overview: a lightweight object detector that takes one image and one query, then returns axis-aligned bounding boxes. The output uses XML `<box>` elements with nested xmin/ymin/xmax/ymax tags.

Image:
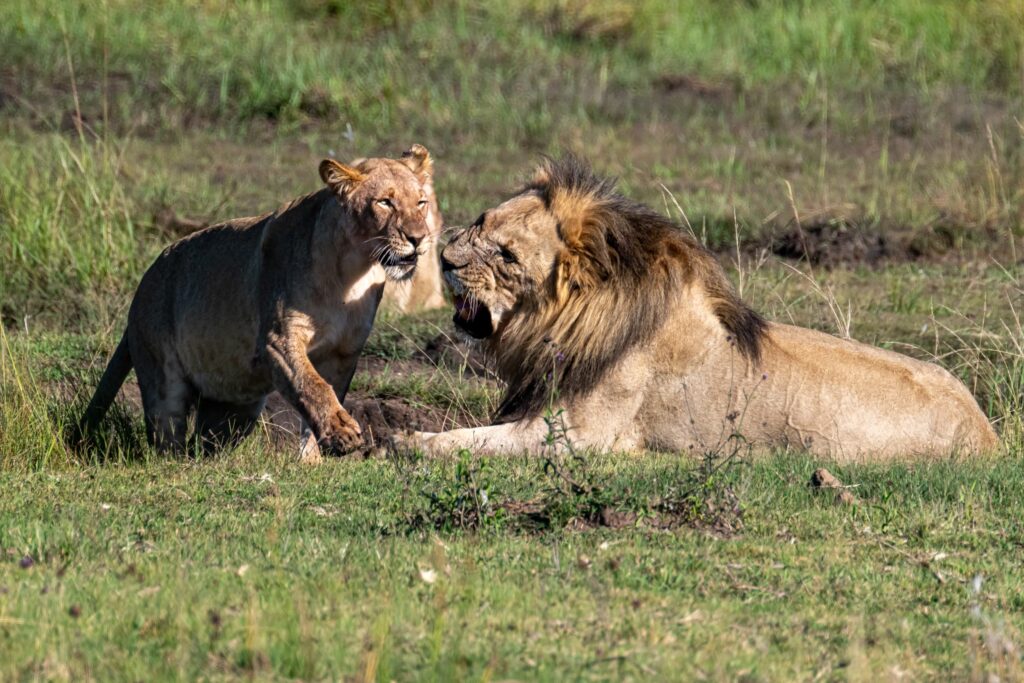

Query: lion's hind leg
<box><xmin>194</xmin><ymin>396</ymin><xmax>266</xmax><ymax>454</ymax></box>
<box><xmin>133</xmin><ymin>350</ymin><xmax>195</xmax><ymax>454</ymax></box>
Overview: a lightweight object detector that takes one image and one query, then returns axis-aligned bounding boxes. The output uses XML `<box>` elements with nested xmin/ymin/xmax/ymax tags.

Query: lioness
<box><xmin>399</xmin><ymin>156</ymin><xmax>999</xmax><ymax>461</ymax></box>
<box><xmin>379</xmin><ymin>158</ymin><xmax>447</xmax><ymax>313</ymax></box>
<box><xmin>79</xmin><ymin>145</ymin><xmax>434</xmax><ymax>461</ymax></box>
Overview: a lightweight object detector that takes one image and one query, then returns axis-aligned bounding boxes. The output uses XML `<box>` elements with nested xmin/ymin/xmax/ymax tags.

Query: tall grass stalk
<box><xmin>0</xmin><ymin>135</ymin><xmax>141</xmax><ymax>324</ymax></box>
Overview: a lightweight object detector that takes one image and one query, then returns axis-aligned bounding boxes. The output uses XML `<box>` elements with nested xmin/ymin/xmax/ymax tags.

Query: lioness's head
<box><xmin>442</xmin><ymin>155</ymin><xmax>765</xmax><ymax>419</ymax></box>
<box><xmin>319</xmin><ymin>144</ymin><xmax>434</xmax><ymax>281</ymax></box>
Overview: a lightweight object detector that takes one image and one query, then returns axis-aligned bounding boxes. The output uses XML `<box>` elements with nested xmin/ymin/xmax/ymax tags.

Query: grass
<box><xmin>1</xmin><ymin>450</ymin><xmax>1023</xmax><ymax>680</ymax></box>
<box><xmin>3</xmin><ymin>0</ymin><xmax>1021</xmax><ymax>131</ymax></box>
<box><xmin>2</xmin><ymin>0</ymin><xmax>1024</xmax><ymax>679</ymax></box>
<box><xmin>3</xmin><ymin>0</ymin><xmax>1023</xmax><ymax>320</ymax></box>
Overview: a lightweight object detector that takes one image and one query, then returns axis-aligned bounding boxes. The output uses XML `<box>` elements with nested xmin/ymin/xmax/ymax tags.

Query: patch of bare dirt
<box><xmin>652</xmin><ymin>72</ymin><xmax>735</xmax><ymax>102</ymax></box>
<box><xmin>764</xmin><ymin>216</ymin><xmax>895</xmax><ymax>268</ymax></box>
<box><xmin>757</xmin><ymin>210</ymin><xmax>1016</xmax><ymax>268</ymax></box>
<box><xmin>261</xmin><ymin>389</ymin><xmax>480</xmax><ymax>455</ymax></box>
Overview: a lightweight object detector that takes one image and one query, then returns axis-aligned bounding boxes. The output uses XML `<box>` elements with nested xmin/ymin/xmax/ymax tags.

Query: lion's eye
<box><xmin>499</xmin><ymin>245</ymin><xmax>517</xmax><ymax>264</ymax></box>
<box><xmin>377</xmin><ymin>198</ymin><xmax>395</xmax><ymax>209</ymax></box>
<box><xmin>417</xmin><ymin>199</ymin><xmax>429</xmax><ymax>208</ymax></box>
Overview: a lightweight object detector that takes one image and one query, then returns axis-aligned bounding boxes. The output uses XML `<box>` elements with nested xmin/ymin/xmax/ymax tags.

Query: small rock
<box><xmin>68</xmin><ymin>605</ymin><xmax>81</xmax><ymax>618</ymax></box>
<box><xmin>19</xmin><ymin>556</ymin><xmax>34</xmax><ymax>569</ymax></box>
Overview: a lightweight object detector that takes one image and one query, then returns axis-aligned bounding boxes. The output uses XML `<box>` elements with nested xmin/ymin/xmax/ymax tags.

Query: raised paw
<box><xmin>318</xmin><ymin>407</ymin><xmax>364</xmax><ymax>456</ymax></box>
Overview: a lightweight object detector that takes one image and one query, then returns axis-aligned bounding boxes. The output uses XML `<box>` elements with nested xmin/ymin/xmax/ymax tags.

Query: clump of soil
<box><xmin>262</xmin><ymin>391</ymin><xmax>480</xmax><ymax>454</ymax></box>
<box><xmin>297</xmin><ymin>84</ymin><xmax>337</xmax><ymax>119</ymax></box>
<box><xmin>652</xmin><ymin>73</ymin><xmax>734</xmax><ymax>102</ymax></box>
<box><xmin>767</xmin><ymin>217</ymin><xmax>893</xmax><ymax>268</ymax></box>
<box><xmin>345</xmin><ymin>397</ymin><xmax>456</xmax><ymax>448</ymax></box>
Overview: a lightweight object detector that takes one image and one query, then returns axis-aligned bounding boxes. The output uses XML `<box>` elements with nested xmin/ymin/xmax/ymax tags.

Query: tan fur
<box><xmin>79</xmin><ymin>146</ymin><xmax>435</xmax><ymax>460</ymax></box>
<box><xmin>379</xmin><ymin>162</ymin><xmax>447</xmax><ymax>313</ymax></box>
<box><xmin>399</xmin><ymin>156</ymin><xmax>999</xmax><ymax>461</ymax></box>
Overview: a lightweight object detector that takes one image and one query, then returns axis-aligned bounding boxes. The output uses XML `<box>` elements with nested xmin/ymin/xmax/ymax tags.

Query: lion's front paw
<box><xmin>319</xmin><ymin>407</ymin><xmax>364</xmax><ymax>456</ymax></box>
<box><xmin>388</xmin><ymin>430</ymin><xmax>437</xmax><ymax>456</ymax></box>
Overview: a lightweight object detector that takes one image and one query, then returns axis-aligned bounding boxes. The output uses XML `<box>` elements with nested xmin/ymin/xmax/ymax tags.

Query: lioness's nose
<box><xmin>406</xmin><ymin>233</ymin><xmax>422</xmax><ymax>249</ymax></box>
<box><xmin>440</xmin><ymin>253</ymin><xmax>456</xmax><ymax>272</ymax></box>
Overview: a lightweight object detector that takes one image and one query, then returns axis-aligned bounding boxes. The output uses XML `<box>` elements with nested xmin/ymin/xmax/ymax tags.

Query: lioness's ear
<box><xmin>319</xmin><ymin>159</ymin><xmax>366</xmax><ymax>195</ymax></box>
<box><xmin>400</xmin><ymin>144</ymin><xmax>433</xmax><ymax>183</ymax></box>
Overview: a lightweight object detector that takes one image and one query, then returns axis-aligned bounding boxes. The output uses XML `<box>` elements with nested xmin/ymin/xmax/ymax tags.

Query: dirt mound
<box><xmin>766</xmin><ymin>218</ymin><xmax>894</xmax><ymax>268</ymax></box>
<box><xmin>652</xmin><ymin>73</ymin><xmax>734</xmax><ymax>101</ymax></box>
<box><xmin>261</xmin><ymin>390</ymin><xmax>481</xmax><ymax>455</ymax></box>
<box><xmin>345</xmin><ymin>397</ymin><xmax>456</xmax><ymax>448</ymax></box>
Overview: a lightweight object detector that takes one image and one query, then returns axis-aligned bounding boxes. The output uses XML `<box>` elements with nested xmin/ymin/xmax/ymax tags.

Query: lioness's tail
<box><xmin>76</xmin><ymin>336</ymin><xmax>132</xmax><ymax>442</ymax></box>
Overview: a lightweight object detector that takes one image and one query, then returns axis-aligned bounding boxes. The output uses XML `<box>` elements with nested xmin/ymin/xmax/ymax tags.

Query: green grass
<box><xmin>1</xmin><ymin>450</ymin><xmax>1023</xmax><ymax>680</ymax></box>
<box><xmin>3</xmin><ymin>0</ymin><xmax>1022</xmax><ymax>323</ymax></box>
<box><xmin>3</xmin><ymin>0</ymin><xmax>1021</xmax><ymax>131</ymax></box>
<box><xmin>2</xmin><ymin>0</ymin><xmax>1024</xmax><ymax>679</ymax></box>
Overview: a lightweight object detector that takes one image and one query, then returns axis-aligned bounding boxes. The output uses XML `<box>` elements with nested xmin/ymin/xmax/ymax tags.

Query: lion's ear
<box><xmin>557</xmin><ymin>210</ymin><xmax>613</xmax><ymax>294</ymax></box>
<box><xmin>400</xmin><ymin>144</ymin><xmax>433</xmax><ymax>183</ymax></box>
<box><xmin>530</xmin><ymin>163</ymin><xmax>552</xmax><ymax>187</ymax></box>
<box><xmin>319</xmin><ymin>159</ymin><xmax>366</xmax><ymax>195</ymax></box>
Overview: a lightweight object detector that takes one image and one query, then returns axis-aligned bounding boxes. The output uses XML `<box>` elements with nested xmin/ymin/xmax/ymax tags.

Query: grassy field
<box><xmin>1</xmin><ymin>1</ymin><xmax>1023</xmax><ymax>680</ymax></box>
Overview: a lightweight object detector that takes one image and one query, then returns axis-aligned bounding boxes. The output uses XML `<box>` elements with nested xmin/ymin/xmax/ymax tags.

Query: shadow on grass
<box><xmin>56</xmin><ymin>385</ymin><xmax>152</xmax><ymax>466</ymax></box>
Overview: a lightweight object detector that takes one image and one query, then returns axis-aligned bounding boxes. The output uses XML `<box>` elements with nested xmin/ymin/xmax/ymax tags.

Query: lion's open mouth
<box><xmin>379</xmin><ymin>250</ymin><xmax>418</xmax><ymax>280</ymax></box>
<box><xmin>452</xmin><ymin>294</ymin><xmax>493</xmax><ymax>339</ymax></box>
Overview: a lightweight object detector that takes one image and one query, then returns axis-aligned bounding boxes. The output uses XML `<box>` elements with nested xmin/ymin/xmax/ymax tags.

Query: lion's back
<box><xmin>763</xmin><ymin>323</ymin><xmax>998</xmax><ymax>456</ymax></box>
<box><xmin>126</xmin><ymin>215</ymin><xmax>270</xmax><ymax>397</ymax></box>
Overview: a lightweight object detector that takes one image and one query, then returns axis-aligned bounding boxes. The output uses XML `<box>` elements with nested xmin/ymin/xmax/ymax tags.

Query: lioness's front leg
<box><xmin>263</xmin><ymin>329</ymin><xmax>363</xmax><ymax>458</ymax></box>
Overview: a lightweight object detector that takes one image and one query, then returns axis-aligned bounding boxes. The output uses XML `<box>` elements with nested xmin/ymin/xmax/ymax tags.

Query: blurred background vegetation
<box><xmin>1</xmin><ymin>0</ymin><xmax>1022</xmax><ymax>325</ymax></box>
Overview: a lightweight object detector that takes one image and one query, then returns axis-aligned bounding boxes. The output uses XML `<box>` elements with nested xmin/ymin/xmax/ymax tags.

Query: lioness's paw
<box><xmin>319</xmin><ymin>408</ymin><xmax>364</xmax><ymax>456</ymax></box>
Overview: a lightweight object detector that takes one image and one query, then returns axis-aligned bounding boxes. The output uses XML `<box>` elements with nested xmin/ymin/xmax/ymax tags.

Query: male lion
<box><xmin>399</xmin><ymin>156</ymin><xmax>999</xmax><ymax>461</ymax></box>
<box><xmin>79</xmin><ymin>145</ymin><xmax>434</xmax><ymax>461</ymax></box>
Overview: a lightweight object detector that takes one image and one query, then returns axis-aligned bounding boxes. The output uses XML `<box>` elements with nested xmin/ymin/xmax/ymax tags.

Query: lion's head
<box><xmin>441</xmin><ymin>155</ymin><xmax>766</xmax><ymax>419</ymax></box>
<box><xmin>319</xmin><ymin>144</ymin><xmax>433</xmax><ymax>281</ymax></box>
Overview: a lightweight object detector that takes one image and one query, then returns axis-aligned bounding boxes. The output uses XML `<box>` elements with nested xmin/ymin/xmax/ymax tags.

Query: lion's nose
<box><xmin>440</xmin><ymin>253</ymin><xmax>456</xmax><ymax>272</ymax></box>
<box><xmin>405</xmin><ymin>233</ymin><xmax>422</xmax><ymax>249</ymax></box>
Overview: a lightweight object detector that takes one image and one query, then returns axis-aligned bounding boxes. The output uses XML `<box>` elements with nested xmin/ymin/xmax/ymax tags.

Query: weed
<box><xmin>418</xmin><ymin>449</ymin><xmax>503</xmax><ymax>532</ymax></box>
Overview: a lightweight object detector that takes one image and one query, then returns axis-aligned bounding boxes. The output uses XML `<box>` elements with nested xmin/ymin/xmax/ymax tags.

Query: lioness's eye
<box><xmin>377</xmin><ymin>198</ymin><xmax>394</xmax><ymax>209</ymax></box>
<box><xmin>417</xmin><ymin>199</ymin><xmax>428</xmax><ymax>208</ymax></box>
<box><xmin>499</xmin><ymin>245</ymin><xmax>517</xmax><ymax>264</ymax></box>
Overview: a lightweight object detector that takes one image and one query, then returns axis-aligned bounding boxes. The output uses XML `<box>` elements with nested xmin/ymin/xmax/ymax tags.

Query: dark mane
<box><xmin>492</xmin><ymin>155</ymin><xmax>766</xmax><ymax>420</ymax></box>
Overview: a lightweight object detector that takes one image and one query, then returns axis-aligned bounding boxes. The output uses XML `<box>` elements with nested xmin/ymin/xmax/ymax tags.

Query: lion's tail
<box><xmin>76</xmin><ymin>335</ymin><xmax>132</xmax><ymax>443</ymax></box>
